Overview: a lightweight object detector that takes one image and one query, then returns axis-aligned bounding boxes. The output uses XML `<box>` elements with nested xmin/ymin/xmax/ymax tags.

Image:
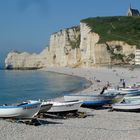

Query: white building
<box><xmin>127</xmin><ymin>4</ymin><xmax>140</xmax><ymax>16</ymax></box>
<box><xmin>135</xmin><ymin>49</ymin><xmax>140</xmax><ymax>65</ymax></box>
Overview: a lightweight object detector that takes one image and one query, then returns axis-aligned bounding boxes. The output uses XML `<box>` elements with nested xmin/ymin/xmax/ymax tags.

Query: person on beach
<box><xmin>122</xmin><ymin>79</ymin><xmax>126</xmax><ymax>88</ymax></box>
<box><xmin>100</xmin><ymin>86</ymin><xmax>107</xmax><ymax>94</ymax></box>
<box><xmin>119</xmin><ymin>79</ymin><xmax>122</xmax><ymax>83</ymax></box>
<box><xmin>116</xmin><ymin>85</ymin><xmax>119</xmax><ymax>90</ymax></box>
<box><xmin>107</xmin><ymin>81</ymin><xmax>110</xmax><ymax>87</ymax></box>
<box><xmin>119</xmin><ymin>79</ymin><xmax>126</xmax><ymax>88</ymax></box>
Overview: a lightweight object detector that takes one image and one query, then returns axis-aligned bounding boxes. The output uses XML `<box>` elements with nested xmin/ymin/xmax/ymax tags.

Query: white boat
<box><xmin>64</xmin><ymin>94</ymin><xmax>122</xmax><ymax>107</ymax></box>
<box><xmin>112</xmin><ymin>102</ymin><xmax>140</xmax><ymax>112</ymax></box>
<box><xmin>120</xmin><ymin>87</ymin><xmax>138</xmax><ymax>92</ymax></box>
<box><xmin>43</xmin><ymin>100</ymin><xmax>82</xmax><ymax>113</ymax></box>
<box><xmin>0</xmin><ymin>101</ymin><xmax>41</xmax><ymax>118</ymax></box>
<box><xmin>135</xmin><ymin>82</ymin><xmax>140</xmax><ymax>88</ymax></box>
<box><xmin>123</xmin><ymin>95</ymin><xmax>140</xmax><ymax>103</ymax></box>
<box><xmin>28</xmin><ymin>100</ymin><xmax>53</xmax><ymax>113</ymax></box>
<box><xmin>124</xmin><ymin>95</ymin><xmax>140</xmax><ymax>100</ymax></box>
<box><xmin>104</xmin><ymin>87</ymin><xmax>140</xmax><ymax>95</ymax></box>
<box><xmin>39</xmin><ymin>102</ymin><xmax>53</xmax><ymax>113</ymax></box>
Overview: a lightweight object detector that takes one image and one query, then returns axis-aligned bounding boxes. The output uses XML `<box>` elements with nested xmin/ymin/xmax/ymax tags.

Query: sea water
<box><xmin>0</xmin><ymin>70</ymin><xmax>90</xmax><ymax>104</ymax></box>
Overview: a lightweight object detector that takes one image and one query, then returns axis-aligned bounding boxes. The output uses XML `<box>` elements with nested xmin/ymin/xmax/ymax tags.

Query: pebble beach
<box><xmin>1</xmin><ymin>66</ymin><xmax>140</xmax><ymax>140</ymax></box>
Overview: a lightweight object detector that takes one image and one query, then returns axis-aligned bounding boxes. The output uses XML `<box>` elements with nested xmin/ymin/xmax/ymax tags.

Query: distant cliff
<box><xmin>5</xmin><ymin>16</ymin><xmax>137</xmax><ymax>69</ymax></box>
<box><xmin>5</xmin><ymin>50</ymin><xmax>48</xmax><ymax>69</ymax></box>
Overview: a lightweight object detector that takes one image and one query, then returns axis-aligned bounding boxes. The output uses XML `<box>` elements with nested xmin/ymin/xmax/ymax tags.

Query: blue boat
<box><xmin>64</xmin><ymin>94</ymin><xmax>123</xmax><ymax>107</ymax></box>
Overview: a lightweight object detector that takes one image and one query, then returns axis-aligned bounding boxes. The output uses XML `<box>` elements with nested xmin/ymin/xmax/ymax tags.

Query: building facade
<box><xmin>127</xmin><ymin>5</ymin><xmax>140</xmax><ymax>16</ymax></box>
<box><xmin>135</xmin><ymin>50</ymin><xmax>140</xmax><ymax>65</ymax></box>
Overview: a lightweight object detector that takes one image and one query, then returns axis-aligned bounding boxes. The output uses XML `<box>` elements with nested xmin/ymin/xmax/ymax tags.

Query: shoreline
<box><xmin>1</xmin><ymin>66</ymin><xmax>140</xmax><ymax>140</ymax></box>
<box><xmin>41</xmin><ymin>66</ymin><xmax>140</xmax><ymax>100</ymax></box>
<box><xmin>44</xmin><ymin>70</ymin><xmax>93</xmax><ymax>98</ymax></box>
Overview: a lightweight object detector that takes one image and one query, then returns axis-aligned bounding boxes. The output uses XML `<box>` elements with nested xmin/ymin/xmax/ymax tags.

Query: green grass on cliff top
<box><xmin>81</xmin><ymin>16</ymin><xmax>140</xmax><ymax>48</ymax></box>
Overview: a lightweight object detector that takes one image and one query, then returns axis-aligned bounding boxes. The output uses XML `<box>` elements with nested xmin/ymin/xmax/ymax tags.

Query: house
<box><xmin>127</xmin><ymin>4</ymin><xmax>140</xmax><ymax>16</ymax></box>
<box><xmin>135</xmin><ymin>50</ymin><xmax>140</xmax><ymax>65</ymax></box>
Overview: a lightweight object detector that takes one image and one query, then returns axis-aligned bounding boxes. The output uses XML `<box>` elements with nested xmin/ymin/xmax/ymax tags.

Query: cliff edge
<box><xmin>5</xmin><ymin>16</ymin><xmax>138</xmax><ymax>69</ymax></box>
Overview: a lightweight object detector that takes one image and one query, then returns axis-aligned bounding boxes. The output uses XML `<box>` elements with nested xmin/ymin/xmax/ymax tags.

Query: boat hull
<box><xmin>64</xmin><ymin>94</ymin><xmax>117</xmax><ymax>107</ymax></box>
<box><xmin>0</xmin><ymin>102</ymin><xmax>41</xmax><ymax>118</ymax></box>
<box><xmin>81</xmin><ymin>100</ymin><xmax>112</xmax><ymax>107</ymax></box>
<box><xmin>124</xmin><ymin>95</ymin><xmax>140</xmax><ymax>102</ymax></box>
<box><xmin>40</xmin><ymin>103</ymin><xmax>53</xmax><ymax>113</ymax></box>
<box><xmin>45</xmin><ymin>100</ymin><xmax>81</xmax><ymax>113</ymax></box>
<box><xmin>105</xmin><ymin>88</ymin><xmax>140</xmax><ymax>96</ymax></box>
<box><xmin>112</xmin><ymin>103</ymin><xmax>140</xmax><ymax>112</ymax></box>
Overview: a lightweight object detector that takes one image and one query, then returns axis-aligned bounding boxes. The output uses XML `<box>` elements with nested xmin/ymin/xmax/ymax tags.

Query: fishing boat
<box><xmin>42</xmin><ymin>100</ymin><xmax>82</xmax><ymax>113</ymax></box>
<box><xmin>104</xmin><ymin>88</ymin><xmax>140</xmax><ymax>96</ymax></box>
<box><xmin>39</xmin><ymin>102</ymin><xmax>53</xmax><ymax>113</ymax></box>
<box><xmin>28</xmin><ymin>100</ymin><xmax>53</xmax><ymax>113</ymax></box>
<box><xmin>0</xmin><ymin>101</ymin><xmax>41</xmax><ymax>118</ymax></box>
<box><xmin>135</xmin><ymin>82</ymin><xmax>140</xmax><ymax>88</ymax></box>
<box><xmin>112</xmin><ymin>102</ymin><xmax>140</xmax><ymax>112</ymax></box>
<box><xmin>112</xmin><ymin>94</ymin><xmax>140</xmax><ymax>112</ymax></box>
<box><xmin>120</xmin><ymin>87</ymin><xmax>138</xmax><ymax>93</ymax></box>
<box><xmin>123</xmin><ymin>95</ymin><xmax>140</xmax><ymax>103</ymax></box>
<box><xmin>64</xmin><ymin>94</ymin><xmax>123</xmax><ymax>107</ymax></box>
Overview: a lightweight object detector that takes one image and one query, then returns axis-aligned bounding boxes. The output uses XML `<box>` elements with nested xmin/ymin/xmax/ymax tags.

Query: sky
<box><xmin>0</xmin><ymin>0</ymin><xmax>140</xmax><ymax>67</ymax></box>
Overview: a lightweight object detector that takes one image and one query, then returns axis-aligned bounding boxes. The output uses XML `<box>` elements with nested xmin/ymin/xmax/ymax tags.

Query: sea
<box><xmin>0</xmin><ymin>70</ymin><xmax>90</xmax><ymax>104</ymax></box>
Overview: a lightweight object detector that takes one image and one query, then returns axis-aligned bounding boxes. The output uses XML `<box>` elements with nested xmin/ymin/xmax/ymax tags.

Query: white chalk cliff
<box><xmin>5</xmin><ymin>23</ymin><xmax>136</xmax><ymax>69</ymax></box>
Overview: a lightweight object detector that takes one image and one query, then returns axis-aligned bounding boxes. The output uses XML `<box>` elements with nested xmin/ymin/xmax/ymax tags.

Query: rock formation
<box><xmin>5</xmin><ymin>51</ymin><xmax>46</xmax><ymax>69</ymax></box>
<box><xmin>5</xmin><ymin>22</ymin><xmax>136</xmax><ymax>69</ymax></box>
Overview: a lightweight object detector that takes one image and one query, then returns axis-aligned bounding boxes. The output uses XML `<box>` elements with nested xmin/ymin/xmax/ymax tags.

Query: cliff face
<box><xmin>5</xmin><ymin>51</ymin><xmax>47</xmax><ymax>69</ymax></box>
<box><xmin>5</xmin><ymin>22</ymin><xmax>136</xmax><ymax>69</ymax></box>
<box><xmin>5</xmin><ymin>27</ymin><xmax>81</xmax><ymax>69</ymax></box>
<box><xmin>45</xmin><ymin>26</ymin><xmax>81</xmax><ymax>67</ymax></box>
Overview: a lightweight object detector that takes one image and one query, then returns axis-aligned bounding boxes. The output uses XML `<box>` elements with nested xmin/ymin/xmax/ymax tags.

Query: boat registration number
<box><xmin>23</xmin><ymin>105</ymin><xmax>38</xmax><ymax>110</ymax></box>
